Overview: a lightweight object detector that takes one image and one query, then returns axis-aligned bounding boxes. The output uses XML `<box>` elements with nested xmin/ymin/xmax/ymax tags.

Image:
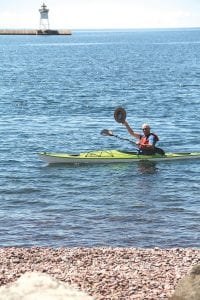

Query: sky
<box><xmin>0</xmin><ymin>0</ymin><xmax>200</xmax><ymax>30</ymax></box>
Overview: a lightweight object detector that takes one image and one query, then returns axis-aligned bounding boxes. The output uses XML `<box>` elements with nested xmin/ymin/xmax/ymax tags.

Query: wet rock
<box><xmin>170</xmin><ymin>265</ymin><xmax>200</xmax><ymax>300</ymax></box>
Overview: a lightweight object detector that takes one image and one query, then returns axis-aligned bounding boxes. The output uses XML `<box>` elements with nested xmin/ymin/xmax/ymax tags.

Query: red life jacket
<box><xmin>139</xmin><ymin>133</ymin><xmax>165</xmax><ymax>155</ymax></box>
<box><xmin>140</xmin><ymin>133</ymin><xmax>159</xmax><ymax>145</ymax></box>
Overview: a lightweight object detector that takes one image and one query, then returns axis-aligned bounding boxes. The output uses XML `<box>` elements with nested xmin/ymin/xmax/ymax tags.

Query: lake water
<box><xmin>0</xmin><ymin>29</ymin><xmax>199</xmax><ymax>248</ymax></box>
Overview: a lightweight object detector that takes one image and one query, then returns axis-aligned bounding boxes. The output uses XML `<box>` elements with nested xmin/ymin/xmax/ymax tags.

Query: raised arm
<box><xmin>122</xmin><ymin>120</ymin><xmax>140</xmax><ymax>139</ymax></box>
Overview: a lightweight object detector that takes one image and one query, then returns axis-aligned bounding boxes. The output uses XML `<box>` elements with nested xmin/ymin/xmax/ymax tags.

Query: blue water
<box><xmin>0</xmin><ymin>29</ymin><xmax>199</xmax><ymax>248</ymax></box>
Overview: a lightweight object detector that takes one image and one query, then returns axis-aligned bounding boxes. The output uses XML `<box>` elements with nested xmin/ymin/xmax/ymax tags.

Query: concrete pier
<box><xmin>0</xmin><ymin>29</ymin><xmax>72</xmax><ymax>35</ymax></box>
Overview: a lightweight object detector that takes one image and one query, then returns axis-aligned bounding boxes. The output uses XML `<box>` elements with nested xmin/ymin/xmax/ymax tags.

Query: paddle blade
<box><xmin>100</xmin><ymin>129</ymin><xmax>114</xmax><ymax>136</ymax></box>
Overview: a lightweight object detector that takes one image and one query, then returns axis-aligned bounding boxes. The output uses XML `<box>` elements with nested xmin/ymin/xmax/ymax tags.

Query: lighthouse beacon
<box><xmin>39</xmin><ymin>3</ymin><xmax>50</xmax><ymax>31</ymax></box>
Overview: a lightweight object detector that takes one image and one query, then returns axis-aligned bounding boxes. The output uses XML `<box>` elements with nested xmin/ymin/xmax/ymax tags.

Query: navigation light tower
<box><xmin>39</xmin><ymin>3</ymin><xmax>49</xmax><ymax>31</ymax></box>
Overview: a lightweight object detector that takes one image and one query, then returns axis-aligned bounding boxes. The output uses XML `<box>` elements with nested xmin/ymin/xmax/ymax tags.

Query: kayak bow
<box><xmin>38</xmin><ymin>150</ymin><xmax>200</xmax><ymax>164</ymax></box>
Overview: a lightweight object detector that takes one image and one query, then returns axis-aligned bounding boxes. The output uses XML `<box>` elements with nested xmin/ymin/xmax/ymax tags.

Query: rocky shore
<box><xmin>0</xmin><ymin>247</ymin><xmax>199</xmax><ymax>299</ymax></box>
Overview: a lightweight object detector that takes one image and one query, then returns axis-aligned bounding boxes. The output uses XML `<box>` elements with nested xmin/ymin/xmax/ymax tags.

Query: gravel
<box><xmin>0</xmin><ymin>247</ymin><xmax>199</xmax><ymax>299</ymax></box>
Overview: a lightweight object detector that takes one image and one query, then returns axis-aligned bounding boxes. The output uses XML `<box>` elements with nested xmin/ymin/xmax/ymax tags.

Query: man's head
<box><xmin>142</xmin><ymin>123</ymin><xmax>151</xmax><ymax>135</ymax></box>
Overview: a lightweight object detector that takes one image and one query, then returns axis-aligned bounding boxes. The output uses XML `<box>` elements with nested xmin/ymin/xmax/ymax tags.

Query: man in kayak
<box><xmin>122</xmin><ymin>121</ymin><xmax>165</xmax><ymax>155</ymax></box>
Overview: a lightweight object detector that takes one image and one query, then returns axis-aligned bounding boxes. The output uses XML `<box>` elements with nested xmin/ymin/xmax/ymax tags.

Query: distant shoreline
<box><xmin>0</xmin><ymin>29</ymin><xmax>72</xmax><ymax>35</ymax></box>
<box><xmin>0</xmin><ymin>27</ymin><xmax>199</xmax><ymax>34</ymax></box>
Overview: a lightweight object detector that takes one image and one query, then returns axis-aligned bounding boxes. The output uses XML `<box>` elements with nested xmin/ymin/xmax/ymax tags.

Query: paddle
<box><xmin>101</xmin><ymin>129</ymin><xmax>137</xmax><ymax>145</ymax></box>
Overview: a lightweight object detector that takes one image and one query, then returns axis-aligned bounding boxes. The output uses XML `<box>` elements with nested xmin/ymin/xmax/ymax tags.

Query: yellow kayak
<box><xmin>38</xmin><ymin>150</ymin><xmax>200</xmax><ymax>164</ymax></box>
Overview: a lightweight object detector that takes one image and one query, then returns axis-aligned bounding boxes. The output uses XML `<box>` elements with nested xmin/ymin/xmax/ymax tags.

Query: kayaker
<box><xmin>122</xmin><ymin>121</ymin><xmax>165</xmax><ymax>155</ymax></box>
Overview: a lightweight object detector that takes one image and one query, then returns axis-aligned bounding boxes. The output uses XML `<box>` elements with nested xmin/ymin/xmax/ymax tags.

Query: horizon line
<box><xmin>0</xmin><ymin>26</ymin><xmax>200</xmax><ymax>31</ymax></box>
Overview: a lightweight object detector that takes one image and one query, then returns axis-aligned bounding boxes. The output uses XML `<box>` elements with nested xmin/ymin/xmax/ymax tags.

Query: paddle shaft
<box><xmin>111</xmin><ymin>133</ymin><xmax>136</xmax><ymax>145</ymax></box>
<box><xmin>101</xmin><ymin>129</ymin><xmax>137</xmax><ymax>145</ymax></box>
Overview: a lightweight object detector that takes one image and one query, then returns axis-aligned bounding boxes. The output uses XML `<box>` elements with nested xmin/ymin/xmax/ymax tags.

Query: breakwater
<box><xmin>0</xmin><ymin>29</ymin><xmax>71</xmax><ymax>35</ymax></box>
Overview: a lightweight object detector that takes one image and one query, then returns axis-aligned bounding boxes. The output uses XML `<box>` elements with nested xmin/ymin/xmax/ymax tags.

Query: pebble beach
<box><xmin>0</xmin><ymin>247</ymin><xmax>199</xmax><ymax>299</ymax></box>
